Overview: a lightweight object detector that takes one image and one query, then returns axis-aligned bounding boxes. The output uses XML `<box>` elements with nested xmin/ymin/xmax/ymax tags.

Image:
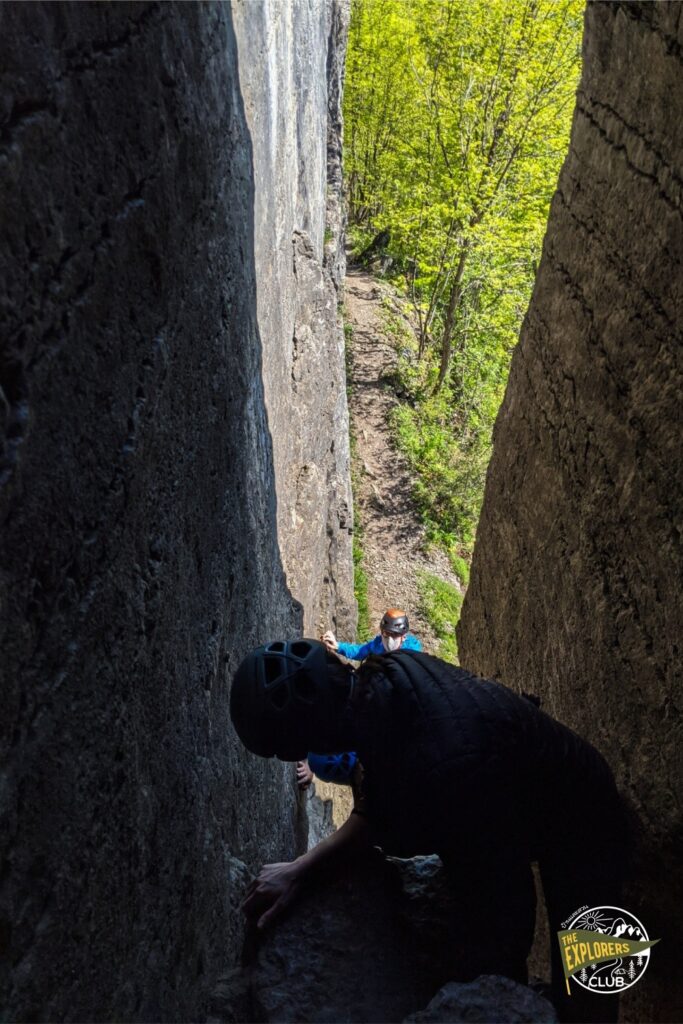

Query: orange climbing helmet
<box><xmin>380</xmin><ymin>608</ymin><xmax>409</xmax><ymax>637</ymax></box>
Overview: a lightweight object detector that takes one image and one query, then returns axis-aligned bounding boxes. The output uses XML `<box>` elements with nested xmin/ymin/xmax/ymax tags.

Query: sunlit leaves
<box><xmin>344</xmin><ymin>0</ymin><xmax>582</xmax><ymax>550</ymax></box>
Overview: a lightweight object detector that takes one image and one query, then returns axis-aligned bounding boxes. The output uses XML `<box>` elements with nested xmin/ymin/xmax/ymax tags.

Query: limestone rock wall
<box><xmin>211</xmin><ymin>854</ymin><xmax>558</xmax><ymax>1024</ymax></box>
<box><xmin>0</xmin><ymin>2</ymin><xmax>352</xmax><ymax>1020</ymax></box>
<box><xmin>457</xmin><ymin>4</ymin><xmax>682</xmax><ymax>1021</ymax></box>
<box><xmin>233</xmin><ymin>0</ymin><xmax>356</xmax><ymax>642</ymax></box>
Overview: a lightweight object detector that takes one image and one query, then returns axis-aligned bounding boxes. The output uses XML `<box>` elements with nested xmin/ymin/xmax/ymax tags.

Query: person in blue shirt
<box><xmin>322</xmin><ymin>608</ymin><xmax>422</xmax><ymax>660</ymax></box>
<box><xmin>296</xmin><ymin>609</ymin><xmax>422</xmax><ymax>789</ymax></box>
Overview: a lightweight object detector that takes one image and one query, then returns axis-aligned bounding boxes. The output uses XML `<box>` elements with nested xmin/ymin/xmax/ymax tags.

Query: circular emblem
<box><xmin>566</xmin><ymin>906</ymin><xmax>652</xmax><ymax>994</ymax></box>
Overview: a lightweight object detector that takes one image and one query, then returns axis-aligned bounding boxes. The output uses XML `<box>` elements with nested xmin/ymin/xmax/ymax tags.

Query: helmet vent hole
<box><xmin>290</xmin><ymin>641</ymin><xmax>311</xmax><ymax>658</ymax></box>
<box><xmin>293</xmin><ymin>674</ymin><xmax>315</xmax><ymax>703</ymax></box>
<box><xmin>269</xmin><ymin>683</ymin><xmax>289</xmax><ymax>709</ymax></box>
<box><xmin>264</xmin><ymin>657</ymin><xmax>283</xmax><ymax>685</ymax></box>
<box><xmin>268</xmin><ymin>641</ymin><xmax>286</xmax><ymax>653</ymax></box>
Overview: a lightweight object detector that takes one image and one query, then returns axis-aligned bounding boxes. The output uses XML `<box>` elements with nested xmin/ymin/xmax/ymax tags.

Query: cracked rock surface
<box><xmin>457</xmin><ymin>5</ymin><xmax>683</xmax><ymax>1021</ymax></box>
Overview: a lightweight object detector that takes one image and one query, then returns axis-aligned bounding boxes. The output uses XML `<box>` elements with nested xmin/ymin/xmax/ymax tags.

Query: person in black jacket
<box><xmin>230</xmin><ymin>639</ymin><xmax>629</xmax><ymax>1024</ymax></box>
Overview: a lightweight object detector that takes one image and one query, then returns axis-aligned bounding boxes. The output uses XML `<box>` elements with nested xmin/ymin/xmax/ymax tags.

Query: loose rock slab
<box><xmin>404</xmin><ymin>977</ymin><xmax>557</xmax><ymax>1024</ymax></box>
<box><xmin>238</xmin><ymin>855</ymin><xmax>555</xmax><ymax>1024</ymax></box>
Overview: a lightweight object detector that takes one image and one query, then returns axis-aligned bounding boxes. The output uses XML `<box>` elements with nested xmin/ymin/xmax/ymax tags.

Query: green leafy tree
<box><xmin>344</xmin><ymin>0</ymin><xmax>582</xmax><ymax>554</ymax></box>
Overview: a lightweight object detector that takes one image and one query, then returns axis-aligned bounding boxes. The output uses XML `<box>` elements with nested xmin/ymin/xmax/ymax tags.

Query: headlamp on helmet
<box><xmin>379</xmin><ymin>608</ymin><xmax>409</xmax><ymax>637</ymax></box>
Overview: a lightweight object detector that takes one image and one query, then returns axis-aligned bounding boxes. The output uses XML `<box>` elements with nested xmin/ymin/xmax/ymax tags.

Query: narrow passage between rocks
<box><xmin>344</xmin><ymin>266</ymin><xmax>461</xmax><ymax>653</ymax></box>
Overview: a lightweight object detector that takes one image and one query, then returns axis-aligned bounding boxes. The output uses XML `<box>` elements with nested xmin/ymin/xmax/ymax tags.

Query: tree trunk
<box><xmin>435</xmin><ymin>243</ymin><xmax>469</xmax><ymax>392</ymax></box>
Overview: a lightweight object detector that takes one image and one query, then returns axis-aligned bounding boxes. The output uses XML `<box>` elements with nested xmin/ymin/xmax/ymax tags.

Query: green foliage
<box><xmin>345</xmin><ymin>0</ymin><xmax>582</xmax><ymax>554</ymax></box>
<box><xmin>417</xmin><ymin>572</ymin><xmax>463</xmax><ymax>664</ymax></box>
<box><xmin>447</xmin><ymin>551</ymin><xmax>470</xmax><ymax>588</ymax></box>
<box><xmin>344</xmin><ymin>318</ymin><xmax>354</xmax><ymax>382</ymax></box>
<box><xmin>347</xmin><ymin>222</ymin><xmax>376</xmax><ymax>261</ymax></box>
<box><xmin>383</xmin><ymin>307</ymin><xmax>485</xmax><ymax>554</ymax></box>
<box><xmin>345</xmin><ymin>315</ymin><xmax>373</xmax><ymax>642</ymax></box>
<box><xmin>353</xmin><ymin>530</ymin><xmax>373</xmax><ymax>642</ymax></box>
<box><xmin>390</xmin><ymin>390</ymin><xmax>486</xmax><ymax>551</ymax></box>
<box><xmin>350</xmin><ymin>431</ymin><xmax>373</xmax><ymax>643</ymax></box>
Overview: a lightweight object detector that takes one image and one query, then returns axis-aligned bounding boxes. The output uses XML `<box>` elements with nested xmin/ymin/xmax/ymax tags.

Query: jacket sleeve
<box><xmin>403</xmin><ymin>634</ymin><xmax>422</xmax><ymax>651</ymax></box>
<box><xmin>337</xmin><ymin>637</ymin><xmax>380</xmax><ymax>661</ymax></box>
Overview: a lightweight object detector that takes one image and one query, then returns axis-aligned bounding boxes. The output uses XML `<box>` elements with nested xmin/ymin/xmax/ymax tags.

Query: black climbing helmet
<box><xmin>379</xmin><ymin>608</ymin><xmax>409</xmax><ymax>637</ymax></box>
<box><xmin>230</xmin><ymin>639</ymin><xmax>337</xmax><ymax>761</ymax></box>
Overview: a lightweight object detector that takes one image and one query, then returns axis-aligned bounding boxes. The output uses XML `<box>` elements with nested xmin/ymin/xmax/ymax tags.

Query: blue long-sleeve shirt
<box><xmin>337</xmin><ymin>633</ymin><xmax>422</xmax><ymax>661</ymax></box>
<box><xmin>307</xmin><ymin>634</ymin><xmax>422</xmax><ymax>782</ymax></box>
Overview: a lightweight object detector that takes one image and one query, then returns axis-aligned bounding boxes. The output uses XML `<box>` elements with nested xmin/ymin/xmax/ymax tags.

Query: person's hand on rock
<box><xmin>242</xmin><ymin>861</ymin><xmax>303</xmax><ymax>930</ymax></box>
<box><xmin>296</xmin><ymin>759</ymin><xmax>314</xmax><ymax>789</ymax></box>
<box><xmin>321</xmin><ymin>630</ymin><xmax>338</xmax><ymax>651</ymax></box>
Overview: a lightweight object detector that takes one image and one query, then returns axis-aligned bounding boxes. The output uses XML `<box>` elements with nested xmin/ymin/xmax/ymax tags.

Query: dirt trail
<box><xmin>344</xmin><ymin>267</ymin><xmax>461</xmax><ymax>654</ymax></box>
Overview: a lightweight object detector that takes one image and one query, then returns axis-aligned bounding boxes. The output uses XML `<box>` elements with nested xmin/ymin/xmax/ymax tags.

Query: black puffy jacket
<box><xmin>351</xmin><ymin>651</ymin><xmax>624</xmax><ymax>864</ymax></box>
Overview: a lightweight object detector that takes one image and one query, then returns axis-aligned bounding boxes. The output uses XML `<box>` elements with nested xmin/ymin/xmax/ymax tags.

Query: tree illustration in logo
<box><xmin>565</xmin><ymin>906</ymin><xmax>655</xmax><ymax>994</ymax></box>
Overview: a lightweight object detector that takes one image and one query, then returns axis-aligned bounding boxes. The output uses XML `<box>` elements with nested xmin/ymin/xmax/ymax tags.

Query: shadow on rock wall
<box><xmin>458</xmin><ymin>4</ymin><xmax>683</xmax><ymax>1022</ymax></box>
<box><xmin>0</xmin><ymin>4</ymin><xmax>302</xmax><ymax>1020</ymax></box>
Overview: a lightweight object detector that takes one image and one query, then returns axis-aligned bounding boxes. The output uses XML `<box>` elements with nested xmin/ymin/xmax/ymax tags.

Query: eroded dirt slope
<box><xmin>344</xmin><ymin>267</ymin><xmax>461</xmax><ymax>654</ymax></box>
